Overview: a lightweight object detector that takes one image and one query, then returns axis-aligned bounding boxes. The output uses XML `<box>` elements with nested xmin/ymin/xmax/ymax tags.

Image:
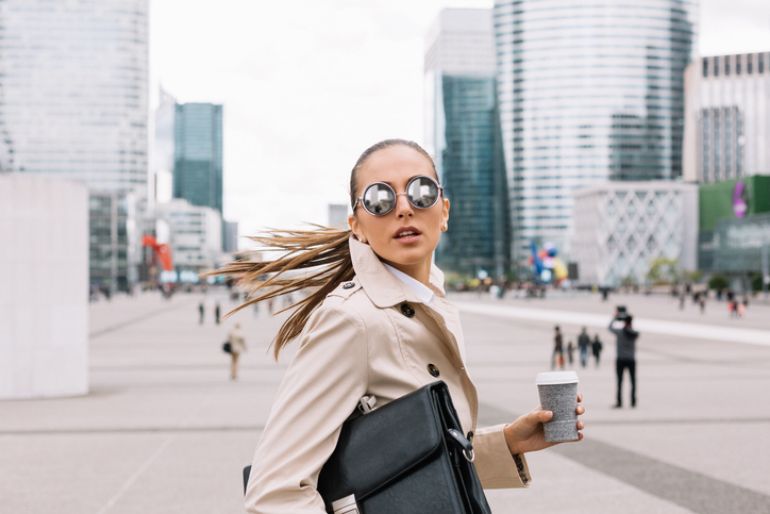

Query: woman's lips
<box><xmin>394</xmin><ymin>233</ymin><xmax>421</xmax><ymax>244</ymax></box>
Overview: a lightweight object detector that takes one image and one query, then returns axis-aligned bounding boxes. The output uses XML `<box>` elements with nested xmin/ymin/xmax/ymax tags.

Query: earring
<box><xmin>441</xmin><ymin>224</ymin><xmax>448</xmax><ymax>232</ymax></box>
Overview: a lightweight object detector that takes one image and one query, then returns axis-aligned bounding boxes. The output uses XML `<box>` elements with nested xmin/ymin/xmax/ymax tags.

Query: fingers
<box><xmin>577</xmin><ymin>392</ymin><xmax>583</xmax><ymax>403</ymax></box>
<box><xmin>576</xmin><ymin>405</ymin><xmax>585</xmax><ymax>415</ymax></box>
<box><xmin>576</xmin><ymin>420</ymin><xmax>585</xmax><ymax>430</ymax></box>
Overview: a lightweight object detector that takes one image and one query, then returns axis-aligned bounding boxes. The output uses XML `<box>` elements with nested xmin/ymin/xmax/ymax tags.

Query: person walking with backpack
<box><xmin>227</xmin><ymin>323</ymin><xmax>247</xmax><ymax>381</ymax></box>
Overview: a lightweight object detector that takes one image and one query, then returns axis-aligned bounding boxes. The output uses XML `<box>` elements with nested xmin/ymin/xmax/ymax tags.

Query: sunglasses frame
<box><xmin>354</xmin><ymin>175</ymin><xmax>444</xmax><ymax>217</ymax></box>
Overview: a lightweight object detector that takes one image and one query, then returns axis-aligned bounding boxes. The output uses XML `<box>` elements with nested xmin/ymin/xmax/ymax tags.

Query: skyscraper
<box><xmin>0</xmin><ymin>0</ymin><xmax>148</xmax><ymax>191</ymax></box>
<box><xmin>425</xmin><ymin>8</ymin><xmax>510</xmax><ymax>278</ymax></box>
<box><xmin>150</xmin><ymin>87</ymin><xmax>177</xmax><ymax>206</ymax></box>
<box><xmin>683</xmin><ymin>52</ymin><xmax>770</xmax><ymax>183</ymax></box>
<box><xmin>0</xmin><ymin>0</ymin><xmax>148</xmax><ymax>292</ymax></box>
<box><xmin>494</xmin><ymin>0</ymin><xmax>696</xmax><ymax>265</ymax></box>
<box><xmin>173</xmin><ymin>103</ymin><xmax>223</xmax><ymax>214</ymax></box>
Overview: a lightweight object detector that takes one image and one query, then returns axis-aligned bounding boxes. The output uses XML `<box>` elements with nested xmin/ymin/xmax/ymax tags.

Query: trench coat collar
<box><xmin>348</xmin><ymin>235</ymin><xmax>446</xmax><ymax>308</ymax></box>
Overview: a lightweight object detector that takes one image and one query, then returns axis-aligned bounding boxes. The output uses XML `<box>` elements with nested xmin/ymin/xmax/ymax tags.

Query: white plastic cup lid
<box><xmin>536</xmin><ymin>371</ymin><xmax>579</xmax><ymax>385</ymax></box>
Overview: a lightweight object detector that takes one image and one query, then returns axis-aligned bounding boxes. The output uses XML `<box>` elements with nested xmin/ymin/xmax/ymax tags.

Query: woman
<box><xmin>227</xmin><ymin>323</ymin><xmax>247</xmax><ymax>380</ymax></box>
<box><xmin>215</xmin><ymin>139</ymin><xmax>585</xmax><ymax>512</ymax></box>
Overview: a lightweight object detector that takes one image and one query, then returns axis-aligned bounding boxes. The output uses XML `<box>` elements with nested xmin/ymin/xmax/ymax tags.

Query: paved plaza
<box><xmin>2</xmin><ymin>288</ymin><xmax>770</xmax><ymax>513</ymax></box>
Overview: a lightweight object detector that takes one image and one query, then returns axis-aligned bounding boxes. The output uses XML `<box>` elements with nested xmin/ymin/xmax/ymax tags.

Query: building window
<box><xmin>713</xmin><ymin>56</ymin><xmax>719</xmax><ymax>77</ymax></box>
<box><xmin>724</xmin><ymin>56</ymin><xmax>730</xmax><ymax>76</ymax></box>
<box><xmin>702</xmin><ymin>58</ymin><xmax>708</xmax><ymax>77</ymax></box>
<box><xmin>760</xmin><ymin>54</ymin><xmax>765</xmax><ymax>74</ymax></box>
<box><xmin>736</xmin><ymin>55</ymin><xmax>741</xmax><ymax>75</ymax></box>
<box><xmin>748</xmin><ymin>54</ymin><xmax>753</xmax><ymax>74</ymax></box>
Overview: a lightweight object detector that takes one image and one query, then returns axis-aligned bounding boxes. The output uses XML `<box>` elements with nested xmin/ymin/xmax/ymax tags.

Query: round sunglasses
<box><xmin>353</xmin><ymin>175</ymin><xmax>444</xmax><ymax>216</ymax></box>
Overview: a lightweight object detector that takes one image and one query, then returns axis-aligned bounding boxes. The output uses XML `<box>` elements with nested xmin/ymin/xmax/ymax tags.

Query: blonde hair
<box><xmin>210</xmin><ymin>139</ymin><xmax>437</xmax><ymax>359</ymax></box>
<box><xmin>207</xmin><ymin>227</ymin><xmax>354</xmax><ymax>359</ymax></box>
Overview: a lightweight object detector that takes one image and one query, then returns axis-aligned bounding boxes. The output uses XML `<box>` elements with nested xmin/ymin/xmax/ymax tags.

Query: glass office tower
<box><xmin>173</xmin><ymin>103</ymin><xmax>223</xmax><ymax>214</ymax></box>
<box><xmin>425</xmin><ymin>8</ymin><xmax>510</xmax><ymax>278</ymax></box>
<box><xmin>494</xmin><ymin>0</ymin><xmax>696</xmax><ymax>265</ymax></box>
<box><xmin>0</xmin><ymin>0</ymin><xmax>148</xmax><ymax>190</ymax></box>
<box><xmin>0</xmin><ymin>0</ymin><xmax>148</xmax><ymax>293</ymax></box>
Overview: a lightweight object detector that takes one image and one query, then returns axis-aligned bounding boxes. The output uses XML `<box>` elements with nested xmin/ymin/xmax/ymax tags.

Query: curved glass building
<box><xmin>0</xmin><ymin>0</ymin><xmax>148</xmax><ymax>192</ymax></box>
<box><xmin>494</xmin><ymin>0</ymin><xmax>696</xmax><ymax>266</ymax></box>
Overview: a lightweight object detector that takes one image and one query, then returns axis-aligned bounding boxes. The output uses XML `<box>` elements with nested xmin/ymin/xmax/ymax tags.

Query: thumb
<box><xmin>532</xmin><ymin>409</ymin><xmax>553</xmax><ymax>423</ymax></box>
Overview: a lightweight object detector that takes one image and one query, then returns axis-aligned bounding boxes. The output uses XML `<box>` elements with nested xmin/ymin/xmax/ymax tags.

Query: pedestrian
<box><xmin>608</xmin><ymin>312</ymin><xmax>639</xmax><ymax>408</ymax></box>
<box><xmin>198</xmin><ymin>301</ymin><xmax>205</xmax><ymax>325</ymax></box>
<box><xmin>215</xmin><ymin>302</ymin><xmax>221</xmax><ymax>325</ymax></box>
<box><xmin>679</xmin><ymin>292</ymin><xmax>685</xmax><ymax>310</ymax></box>
<box><xmin>552</xmin><ymin>325</ymin><xmax>565</xmax><ymax>370</ymax></box>
<box><xmin>227</xmin><ymin>323</ymin><xmax>247</xmax><ymax>380</ymax></box>
<box><xmin>566</xmin><ymin>340</ymin><xmax>575</xmax><ymax>366</ymax></box>
<box><xmin>737</xmin><ymin>299</ymin><xmax>746</xmax><ymax>318</ymax></box>
<box><xmin>577</xmin><ymin>327</ymin><xmax>590</xmax><ymax>368</ymax></box>
<box><xmin>591</xmin><ymin>334</ymin><xmax>603</xmax><ymax>367</ymax></box>
<box><xmin>699</xmin><ymin>294</ymin><xmax>706</xmax><ymax>314</ymax></box>
<box><xmin>209</xmin><ymin>139</ymin><xmax>585</xmax><ymax>510</ymax></box>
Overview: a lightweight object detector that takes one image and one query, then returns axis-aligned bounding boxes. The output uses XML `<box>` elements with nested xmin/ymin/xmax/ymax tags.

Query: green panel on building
<box><xmin>699</xmin><ymin>175</ymin><xmax>770</xmax><ymax>231</ymax></box>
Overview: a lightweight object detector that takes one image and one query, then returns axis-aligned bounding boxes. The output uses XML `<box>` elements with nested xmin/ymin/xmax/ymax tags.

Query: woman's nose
<box><xmin>394</xmin><ymin>193</ymin><xmax>413</xmax><ymax>218</ymax></box>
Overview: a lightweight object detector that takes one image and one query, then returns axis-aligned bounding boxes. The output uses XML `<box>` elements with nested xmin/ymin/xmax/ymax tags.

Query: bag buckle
<box><xmin>357</xmin><ymin>395</ymin><xmax>376</xmax><ymax>414</ymax></box>
<box><xmin>331</xmin><ymin>494</ymin><xmax>359</xmax><ymax>513</ymax></box>
<box><xmin>447</xmin><ymin>428</ymin><xmax>476</xmax><ymax>462</ymax></box>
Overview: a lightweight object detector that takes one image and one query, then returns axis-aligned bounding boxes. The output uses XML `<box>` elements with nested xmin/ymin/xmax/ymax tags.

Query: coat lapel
<box><xmin>348</xmin><ymin>236</ymin><xmax>477</xmax><ymax>426</ymax></box>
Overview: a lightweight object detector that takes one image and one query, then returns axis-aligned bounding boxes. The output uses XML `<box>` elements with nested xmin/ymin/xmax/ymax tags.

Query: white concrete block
<box><xmin>0</xmin><ymin>175</ymin><xmax>89</xmax><ymax>398</ymax></box>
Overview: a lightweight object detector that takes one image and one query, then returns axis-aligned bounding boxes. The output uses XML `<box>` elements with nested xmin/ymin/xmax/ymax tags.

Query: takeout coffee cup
<box><xmin>536</xmin><ymin>371</ymin><xmax>579</xmax><ymax>442</ymax></box>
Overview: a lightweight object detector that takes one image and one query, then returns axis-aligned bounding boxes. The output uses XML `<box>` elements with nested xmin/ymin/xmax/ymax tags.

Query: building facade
<box><xmin>0</xmin><ymin>0</ymin><xmax>148</xmax><ymax>191</ymax></box>
<box><xmin>698</xmin><ymin>176</ymin><xmax>770</xmax><ymax>279</ymax></box>
<box><xmin>0</xmin><ymin>0</ymin><xmax>149</xmax><ymax>293</ymax></box>
<box><xmin>156</xmin><ymin>199</ymin><xmax>222</xmax><ymax>281</ymax></box>
<box><xmin>683</xmin><ymin>52</ymin><xmax>770</xmax><ymax>183</ymax></box>
<box><xmin>327</xmin><ymin>203</ymin><xmax>348</xmax><ymax>230</ymax></box>
<box><xmin>150</xmin><ymin>87</ymin><xmax>177</xmax><ymax>207</ymax></box>
<box><xmin>571</xmin><ymin>181</ymin><xmax>698</xmax><ymax>287</ymax></box>
<box><xmin>173</xmin><ymin>103</ymin><xmax>223</xmax><ymax>214</ymax></box>
<box><xmin>223</xmin><ymin>220</ymin><xmax>239</xmax><ymax>253</ymax></box>
<box><xmin>425</xmin><ymin>8</ymin><xmax>510</xmax><ymax>278</ymax></box>
<box><xmin>89</xmin><ymin>191</ymin><xmax>141</xmax><ymax>292</ymax></box>
<box><xmin>494</xmin><ymin>0</ymin><xmax>696</xmax><ymax>266</ymax></box>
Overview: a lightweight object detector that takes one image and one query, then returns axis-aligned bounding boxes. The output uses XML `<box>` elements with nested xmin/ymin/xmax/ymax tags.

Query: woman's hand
<box><xmin>503</xmin><ymin>393</ymin><xmax>585</xmax><ymax>455</ymax></box>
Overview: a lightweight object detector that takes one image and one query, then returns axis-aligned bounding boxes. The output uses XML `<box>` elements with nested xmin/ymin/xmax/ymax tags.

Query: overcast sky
<box><xmin>149</xmin><ymin>0</ymin><xmax>770</xmax><ymax>246</ymax></box>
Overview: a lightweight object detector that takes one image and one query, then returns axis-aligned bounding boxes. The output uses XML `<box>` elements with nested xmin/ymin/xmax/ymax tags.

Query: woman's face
<box><xmin>348</xmin><ymin>145</ymin><xmax>450</xmax><ymax>270</ymax></box>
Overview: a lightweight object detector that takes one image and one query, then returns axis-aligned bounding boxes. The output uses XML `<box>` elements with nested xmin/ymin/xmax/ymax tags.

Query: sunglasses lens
<box><xmin>362</xmin><ymin>183</ymin><xmax>395</xmax><ymax>215</ymax></box>
<box><xmin>407</xmin><ymin>177</ymin><xmax>439</xmax><ymax>208</ymax></box>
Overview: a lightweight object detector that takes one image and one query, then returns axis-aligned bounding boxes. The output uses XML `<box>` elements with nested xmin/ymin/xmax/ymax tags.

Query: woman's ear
<box><xmin>441</xmin><ymin>197</ymin><xmax>450</xmax><ymax>229</ymax></box>
<box><xmin>348</xmin><ymin>214</ymin><xmax>367</xmax><ymax>244</ymax></box>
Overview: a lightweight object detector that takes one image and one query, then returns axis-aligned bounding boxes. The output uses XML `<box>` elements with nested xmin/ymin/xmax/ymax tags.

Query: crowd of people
<box><xmin>551</xmin><ymin>325</ymin><xmax>604</xmax><ymax>370</ymax></box>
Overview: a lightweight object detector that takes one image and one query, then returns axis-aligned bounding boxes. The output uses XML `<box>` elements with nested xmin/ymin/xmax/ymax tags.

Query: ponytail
<box><xmin>207</xmin><ymin>225</ymin><xmax>354</xmax><ymax>359</ymax></box>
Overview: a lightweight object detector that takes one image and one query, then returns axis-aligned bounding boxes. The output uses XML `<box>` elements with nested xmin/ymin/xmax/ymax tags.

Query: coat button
<box><xmin>342</xmin><ymin>282</ymin><xmax>355</xmax><ymax>289</ymax></box>
<box><xmin>400</xmin><ymin>302</ymin><xmax>415</xmax><ymax>318</ymax></box>
<box><xmin>427</xmin><ymin>364</ymin><xmax>440</xmax><ymax>377</ymax></box>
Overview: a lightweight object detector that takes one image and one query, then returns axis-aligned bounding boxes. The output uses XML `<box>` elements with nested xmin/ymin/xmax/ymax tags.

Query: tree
<box><xmin>707</xmin><ymin>274</ymin><xmax>729</xmax><ymax>291</ymax></box>
<box><xmin>646</xmin><ymin>257</ymin><xmax>679</xmax><ymax>285</ymax></box>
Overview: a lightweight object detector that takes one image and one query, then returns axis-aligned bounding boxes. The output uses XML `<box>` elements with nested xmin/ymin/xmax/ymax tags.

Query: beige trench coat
<box><xmin>245</xmin><ymin>236</ymin><xmax>531</xmax><ymax>513</ymax></box>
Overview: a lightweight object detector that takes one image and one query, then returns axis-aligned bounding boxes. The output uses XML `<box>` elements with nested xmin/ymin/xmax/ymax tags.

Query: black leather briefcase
<box><xmin>316</xmin><ymin>380</ymin><xmax>491</xmax><ymax>514</ymax></box>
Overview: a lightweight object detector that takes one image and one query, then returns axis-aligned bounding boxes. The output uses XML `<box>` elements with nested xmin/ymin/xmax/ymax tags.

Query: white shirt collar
<box><xmin>382</xmin><ymin>263</ymin><xmax>435</xmax><ymax>305</ymax></box>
